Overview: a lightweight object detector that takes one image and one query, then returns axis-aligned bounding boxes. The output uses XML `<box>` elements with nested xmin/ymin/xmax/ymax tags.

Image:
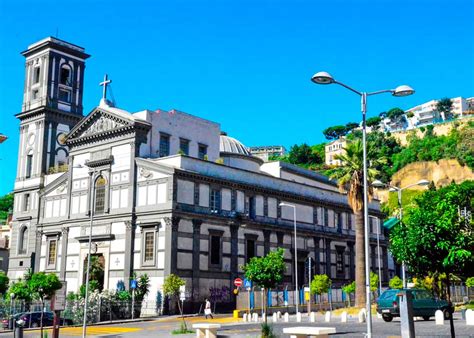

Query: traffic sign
<box><xmin>179</xmin><ymin>285</ymin><xmax>186</xmax><ymax>301</ymax></box>
<box><xmin>244</xmin><ymin>278</ymin><xmax>252</xmax><ymax>290</ymax></box>
<box><xmin>131</xmin><ymin>279</ymin><xmax>137</xmax><ymax>289</ymax></box>
<box><xmin>234</xmin><ymin>278</ymin><xmax>243</xmax><ymax>287</ymax></box>
<box><xmin>52</xmin><ymin>281</ymin><xmax>67</xmax><ymax>311</ymax></box>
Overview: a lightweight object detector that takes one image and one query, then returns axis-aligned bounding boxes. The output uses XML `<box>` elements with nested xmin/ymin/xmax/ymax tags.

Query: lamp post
<box><xmin>312</xmin><ymin>71</ymin><xmax>414</xmax><ymax>338</ymax></box>
<box><xmin>75</xmin><ymin>163</ymin><xmax>98</xmax><ymax>338</ymax></box>
<box><xmin>279</xmin><ymin>202</ymin><xmax>299</xmax><ymax>314</ymax></box>
<box><xmin>372</xmin><ymin>179</ymin><xmax>429</xmax><ymax>288</ymax></box>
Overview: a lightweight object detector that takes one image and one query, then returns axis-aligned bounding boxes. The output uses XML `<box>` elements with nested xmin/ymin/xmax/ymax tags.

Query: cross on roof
<box><xmin>99</xmin><ymin>74</ymin><xmax>112</xmax><ymax>100</ymax></box>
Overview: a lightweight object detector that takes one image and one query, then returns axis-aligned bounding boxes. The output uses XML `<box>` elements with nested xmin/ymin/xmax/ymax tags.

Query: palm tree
<box><xmin>330</xmin><ymin>139</ymin><xmax>385</xmax><ymax>307</ymax></box>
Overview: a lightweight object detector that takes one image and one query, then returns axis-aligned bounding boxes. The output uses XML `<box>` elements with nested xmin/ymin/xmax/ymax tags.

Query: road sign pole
<box><xmin>308</xmin><ymin>257</ymin><xmax>312</xmax><ymax>314</ymax></box>
<box><xmin>132</xmin><ymin>288</ymin><xmax>135</xmax><ymax>320</ymax></box>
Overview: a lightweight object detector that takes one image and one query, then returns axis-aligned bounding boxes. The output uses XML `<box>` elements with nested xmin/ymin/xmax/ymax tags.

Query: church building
<box><xmin>8</xmin><ymin>37</ymin><xmax>390</xmax><ymax>312</ymax></box>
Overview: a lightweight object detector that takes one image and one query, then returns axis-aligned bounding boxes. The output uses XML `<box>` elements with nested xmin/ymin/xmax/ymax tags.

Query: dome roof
<box><xmin>219</xmin><ymin>133</ymin><xmax>251</xmax><ymax>156</ymax></box>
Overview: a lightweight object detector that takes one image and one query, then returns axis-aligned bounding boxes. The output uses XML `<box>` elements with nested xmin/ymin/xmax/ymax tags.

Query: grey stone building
<box><xmin>9</xmin><ymin>37</ymin><xmax>390</xmax><ymax>313</ymax></box>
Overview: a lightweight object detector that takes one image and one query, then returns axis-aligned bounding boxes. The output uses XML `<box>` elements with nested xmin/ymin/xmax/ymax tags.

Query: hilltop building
<box><xmin>324</xmin><ymin>138</ymin><xmax>347</xmax><ymax>166</ymax></box>
<box><xmin>248</xmin><ymin>145</ymin><xmax>286</xmax><ymax>162</ymax></box>
<box><xmin>9</xmin><ymin>37</ymin><xmax>391</xmax><ymax>312</ymax></box>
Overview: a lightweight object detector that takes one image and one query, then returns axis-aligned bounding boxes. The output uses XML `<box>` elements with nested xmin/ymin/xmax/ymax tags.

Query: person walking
<box><xmin>204</xmin><ymin>298</ymin><xmax>213</xmax><ymax>319</ymax></box>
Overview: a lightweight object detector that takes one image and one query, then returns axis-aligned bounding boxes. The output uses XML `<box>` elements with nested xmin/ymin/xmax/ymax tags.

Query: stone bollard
<box><xmin>277</xmin><ymin>311</ymin><xmax>282</xmax><ymax>319</ymax></box>
<box><xmin>341</xmin><ymin>311</ymin><xmax>347</xmax><ymax>323</ymax></box>
<box><xmin>466</xmin><ymin>309</ymin><xmax>474</xmax><ymax>326</ymax></box>
<box><xmin>310</xmin><ymin>312</ymin><xmax>316</xmax><ymax>323</ymax></box>
<box><xmin>358</xmin><ymin>309</ymin><xmax>366</xmax><ymax>323</ymax></box>
<box><xmin>253</xmin><ymin>313</ymin><xmax>259</xmax><ymax>322</ymax></box>
<box><xmin>272</xmin><ymin>313</ymin><xmax>278</xmax><ymax>322</ymax></box>
<box><xmin>435</xmin><ymin>310</ymin><xmax>444</xmax><ymax>325</ymax></box>
<box><xmin>262</xmin><ymin>314</ymin><xmax>266</xmax><ymax>322</ymax></box>
<box><xmin>284</xmin><ymin>312</ymin><xmax>289</xmax><ymax>322</ymax></box>
<box><xmin>296</xmin><ymin>312</ymin><xmax>302</xmax><ymax>322</ymax></box>
<box><xmin>325</xmin><ymin>311</ymin><xmax>331</xmax><ymax>322</ymax></box>
<box><xmin>243</xmin><ymin>313</ymin><xmax>247</xmax><ymax>322</ymax></box>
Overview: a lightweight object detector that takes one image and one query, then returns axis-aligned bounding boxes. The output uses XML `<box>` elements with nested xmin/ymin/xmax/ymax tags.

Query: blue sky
<box><xmin>0</xmin><ymin>0</ymin><xmax>473</xmax><ymax>195</ymax></box>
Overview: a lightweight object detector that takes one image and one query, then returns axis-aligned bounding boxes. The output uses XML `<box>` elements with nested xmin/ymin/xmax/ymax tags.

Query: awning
<box><xmin>383</xmin><ymin>217</ymin><xmax>400</xmax><ymax>230</ymax></box>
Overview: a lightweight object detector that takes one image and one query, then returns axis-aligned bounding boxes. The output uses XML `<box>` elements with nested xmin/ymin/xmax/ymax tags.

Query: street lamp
<box><xmin>74</xmin><ymin>163</ymin><xmax>99</xmax><ymax>338</ymax></box>
<box><xmin>279</xmin><ymin>202</ymin><xmax>299</xmax><ymax>314</ymax></box>
<box><xmin>312</xmin><ymin>71</ymin><xmax>414</xmax><ymax>338</ymax></box>
<box><xmin>372</xmin><ymin>179</ymin><xmax>429</xmax><ymax>288</ymax></box>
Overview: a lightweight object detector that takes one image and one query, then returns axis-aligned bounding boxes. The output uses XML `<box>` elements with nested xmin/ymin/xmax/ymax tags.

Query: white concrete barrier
<box><xmin>262</xmin><ymin>314</ymin><xmax>266</xmax><ymax>322</ymax></box>
<box><xmin>253</xmin><ymin>313</ymin><xmax>259</xmax><ymax>322</ymax></box>
<box><xmin>358</xmin><ymin>309</ymin><xmax>366</xmax><ymax>323</ymax></box>
<box><xmin>341</xmin><ymin>311</ymin><xmax>347</xmax><ymax>323</ymax></box>
<box><xmin>296</xmin><ymin>312</ymin><xmax>302</xmax><ymax>322</ymax></box>
<box><xmin>466</xmin><ymin>309</ymin><xmax>474</xmax><ymax>325</ymax></box>
<box><xmin>284</xmin><ymin>312</ymin><xmax>289</xmax><ymax>322</ymax></box>
<box><xmin>242</xmin><ymin>313</ymin><xmax>247</xmax><ymax>322</ymax></box>
<box><xmin>272</xmin><ymin>313</ymin><xmax>278</xmax><ymax>322</ymax></box>
<box><xmin>325</xmin><ymin>311</ymin><xmax>331</xmax><ymax>322</ymax></box>
<box><xmin>277</xmin><ymin>311</ymin><xmax>282</xmax><ymax>319</ymax></box>
<box><xmin>310</xmin><ymin>312</ymin><xmax>316</xmax><ymax>323</ymax></box>
<box><xmin>435</xmin><ymin>310</ymin><xmax>444</xmax><ymax>325</ymax></box>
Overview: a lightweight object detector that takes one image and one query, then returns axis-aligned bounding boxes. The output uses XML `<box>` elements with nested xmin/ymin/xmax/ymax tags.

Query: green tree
<box><xmin>162</xmin><ymin>274</ymin><xmax>187</xmax><ymax>329</ymax></box>
<box><xmin>389</xmin><ymin>181</ymin><xmax>474</xmax><ymax>337</ymax></box>
<box><xmin>466</xmin><ymin>277</ymin><xmax>474</xmax><ymax>288</ymax></box>
<box><xmin>28</xmin><ymin>272</ymin><xmax>62</xmax><ymax>337</ymax></box>
<box><xmin>370</xmin><ymin>271</ymin><xmax>379</xmax><ymax>297</ymax></box>
<box><xmin>0</xmin><ymin>193</ymin><xmax>13</xmax><ymax>221</ymax></box>
<box><xmin>0</xmin><ymin>271</ymin><xmax>9</xmax><ymax>295</ymax></box>
<box><xmin>366</xmin><ymin>116</ymin><xmax>382</xmax><ymax>129</ymax></box>
<box><xmin>341</xmin><ymin>281</ymin><xmax>355</xmax><ymax>307</ymax></box>
<box><xmin>242</xmin><ymin>248</ymin><xmax>286</xmax><ymax>327</ymax></box>
<box><xmin>330</xmin><ymin>140</ymin><xmax>385</xmax><ymax>307</ymax></box>
<box><xmin>287</xmin><ymin>144</ymin><xmax>322</xmax><ymax>166</ymax></box>
<box><xmin>389</xmin><ymin>276</ymin><xmax>403</xmax><ymax>289</ymax></box>
<box><xmin>436</xmin><ymin>98</ymin><xmax>454</xmax><ymax>120</ymax></box>
<box><xmin>345</xmin><ymin>122</ymin><xmax>359</xmax><ymax>132</ymax></box>
<box><xmin>310</xmin><ymin>274</ymin><xmax>332</xmax><ymax>310</ymax></box>
<box><xmin>7</xmin><ymin>279</ymin><xmax>32</xmax><ymax>303</ymax></box>
<box><xmin>134</xmin><ymin>273</ymin><xmax>151</xmax><ymax>317</ymax></box>
<box><xmin>322</xmin><ymin>125</ymin><xmax>348</xmax><ymax>140</ymax></box>
<box><xmin>386</xmin><ymin>108</ymin><xmax>405</xmax><ymax>122</ymax></box>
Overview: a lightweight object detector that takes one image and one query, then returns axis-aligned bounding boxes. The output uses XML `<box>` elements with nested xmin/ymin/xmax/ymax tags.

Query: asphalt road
<box><xmin>3</xmin><ymin>312</ymin><xmax>473</xmax><ymax>337</ymax></box>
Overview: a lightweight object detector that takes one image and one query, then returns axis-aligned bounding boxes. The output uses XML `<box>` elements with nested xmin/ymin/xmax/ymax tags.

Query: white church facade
<box><xmin>9</xmin><ymin>37</ymin><xmax>391</xmax><ymax>312</ymax></box>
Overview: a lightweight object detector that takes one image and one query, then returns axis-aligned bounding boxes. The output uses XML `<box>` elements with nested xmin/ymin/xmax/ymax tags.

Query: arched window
<box><xmin>94</xmin><ymin>176</ymin><xmax>107</xmax><ymax>214</ymax></box>
<box><xmin>60</xmin><ymin>65</ymin><xmax>72</xmax><ymax>86</ymax></box>
<box><xmin>18</xmin><ymin>226</ymin><xmax>28</xmax><ymax>255</ymax></box>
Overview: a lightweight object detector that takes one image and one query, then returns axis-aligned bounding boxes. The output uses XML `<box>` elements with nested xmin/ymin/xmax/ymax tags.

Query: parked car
<box><xmin>2</xmin><ymin>312</ymin><xmax>25</xmax><ymax>330</ymax></box>
<box><xmin>2</xmin><ymin>311</ymin><xmax>73</xmax><ymax>329</ymax></box>
<box><xmin>376</xmin><ymin>288</ymin><xmax>452</xmax><ymax>322</ymax></box>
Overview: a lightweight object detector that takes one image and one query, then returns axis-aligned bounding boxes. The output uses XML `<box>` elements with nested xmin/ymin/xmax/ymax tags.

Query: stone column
<box><xmin>191</xmin><ymin>219</ymin><xmax>202</xmax><ymax>300</ymax></box>
<box><xmin>313</xmin><ymin>236</ymin><xmax>321</xmax><ymax>274</ymax></box>
<box><xmin>348</xmin><ymin>242</ymin><xmax>355</xmax><ymax>280</ymax></box>
<box><xmin>263</xmin><ymin>229</ymin><xmax>271</xmax><ymax>255</ymax></box>
<box><xmin>33</xmin><ymin>229</ymin><xmax>43</xmax><ymax>273</ymax></box>
<box><xmin>60</xmin><ymin>227</ymin><xmax>69</xmax><ymax>280</ymax></box>
<box><xmin>325</xmin><ymin>238</ymin><xmax>332</xmax><ymax>278</ymax></box>
<box><xmin>164</xmin><ymin>217</ymin><xmax>180</xmax><ymax>274</ymax></box>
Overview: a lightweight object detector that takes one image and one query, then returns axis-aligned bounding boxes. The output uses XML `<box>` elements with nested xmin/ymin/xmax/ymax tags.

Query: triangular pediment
<box><xmin>66</xmin><ymin>107</ymin><xmax>133</xmax><ymax>141</ymax></box>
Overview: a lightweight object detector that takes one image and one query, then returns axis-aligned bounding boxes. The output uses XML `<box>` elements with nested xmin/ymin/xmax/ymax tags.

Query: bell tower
<box><xmin>9</xmin><ymin>37</ymin><xmax>90</xmax><ymax>277</ymax></box>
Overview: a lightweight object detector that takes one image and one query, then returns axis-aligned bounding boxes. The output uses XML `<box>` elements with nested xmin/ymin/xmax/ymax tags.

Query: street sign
<box><xmin>234</xmin><ymin>278</ymin><xmax>243</xmax><ymax>287</ymax></box>
<box><xmin>304</xmin><ymin>287</ymin><xmax>310</xmax><ymax>301</ymax></box>
<box><xmin>52</xmin><ymin>281</ymin><xmax>67</xmax><ymax>311</ymax></box>
<box><xmin>131</xmin><ymin>279</ymin><xmax>137</xmax><ymax>289</ymax></box>
<box><xmin>244</xmin><ymin>278</ymin><xmax>252</xmax><ymax>290</ymax></box>
<box><xmin>179</xmin><ymin>285</ymin><xmax>186</xmax><ymax>301</ymax></box>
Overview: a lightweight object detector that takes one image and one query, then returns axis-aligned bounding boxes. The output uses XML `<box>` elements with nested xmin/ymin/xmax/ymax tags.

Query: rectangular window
<box><xmin>336</xmin><ymin>250</ymin><xmax>344</xmax><ymax>274</ymax></box>
<box><xmin>179</xmin><ymin>138</ymin><xmax>189</xmax><ymax>155</ymax></box>
<box><xmin>198</xmin><ymin>144</ymin><xmax>208</xmax><ymax>160</ymax></box>
<box><xmin>324</xmin><ymin>208</ymin><xmax>329</xmax><ymax>226</ymax></box>
<box><xmin>210</xmin><ymin>235</ymin><xmax>221</xmax><ymax>266</ymax></box>
<box><xmin>58</xmin><ymin>89</ymin><xmax>71</xmax><ymax>103</ymax></box>
<box><xmin>144</xmin><ymin>231</ymin><xmax>155</xmax><ymax>263</ymax></box>
<box><xmin>347</xmin><ymin>213</ymin><xmax>352</xmax><ymax>230</ymax></box>
<box><xmin>47</xmin><ymin>239</ymin><xmax>57</xmax><ymax>267</ymax></box>
<box><xmin>159</xmin><ymin>134</ymin><xmax>170</xmax><ymax>157</ymax></box>
<box><xmin>246</xmin><ymin>239</ymin><xmax>255</xmax><ymax>263</ymax></box>
<box><xmin>210</xmin><ymin>189</ymin><xmax>221</xmax><ymax>212</ymax></box>
<box><xmin>336</xmin><ymin>212</ymin><xmax>342</xmax><ymax>233</ymax></box>
<box><xmin>33</xmin><ymin>67</ymin><xmax>40</xmax><ymax>84</ymax></box>
<box><xmin>23</xmin><ymin>194</ymin><xmax>30</xmax><ymax>212</ymax></box>
<box><xmin>26</xmin><ymin>154</ymin><xmax>33</xmax><ymax>178</ymax></box>
<box><xmin>248</xmin><ymin>196</ymin><xmax>255</xmax><ymax>219</ymax></box>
